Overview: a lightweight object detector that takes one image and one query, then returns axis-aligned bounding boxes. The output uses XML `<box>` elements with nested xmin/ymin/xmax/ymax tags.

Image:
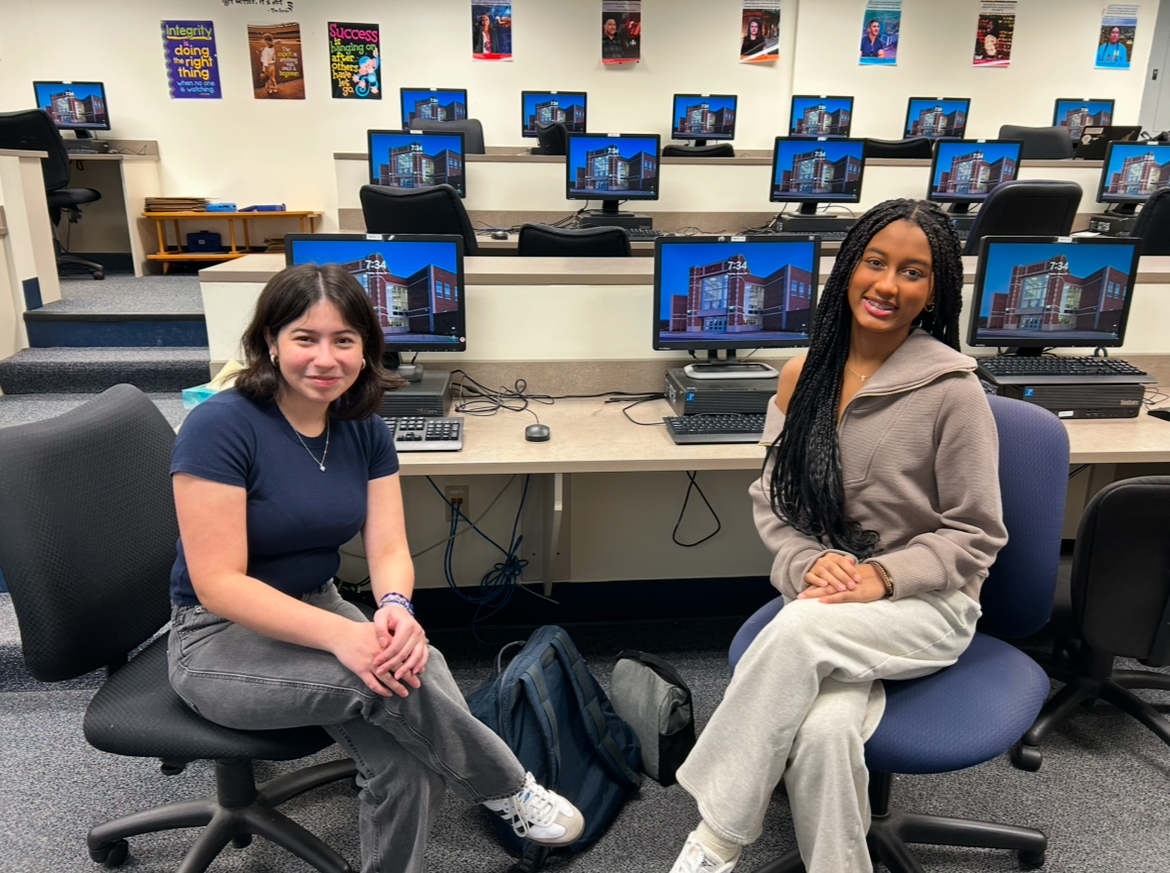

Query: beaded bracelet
<box><xmin>378</xmin><ymin>591</ymin><xmax>415</xmax><ymax>616</ymax></box>
<box><xmin>869</xmin><ymin>561</ymin><xmax>895</xmax><ymax>598</ymax></box>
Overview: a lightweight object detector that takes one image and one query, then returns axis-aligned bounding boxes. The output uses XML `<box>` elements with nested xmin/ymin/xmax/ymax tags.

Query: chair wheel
<box><xmin>1011</xmin><ymin>742</ymin><xmax>1043</xmax><ymax>771</ymax></box>
<box><xmin>89</xmin><ymin>839</ymin><xmax>129</xmax><ymax>867</ymax></box>
<box><xmin>231</xmin><ymin>834</ymin><xmax>253</xmax><ymax>848</ymax></box>
<box><xmin>92</xmin><ymin>271</ymin><xmax>104</xmax><ymax>280</ymax></box>
<box><xmin>1019</xmin><ymin>847</ymin><xmax>1045</xmax><ymax>867</ymax></box>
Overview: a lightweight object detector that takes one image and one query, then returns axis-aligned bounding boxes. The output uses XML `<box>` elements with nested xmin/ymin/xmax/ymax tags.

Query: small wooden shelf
<box><xmin>143</xmin><ymin>210</ymin><xmax>321</xmax><ymax>273</ymax></box>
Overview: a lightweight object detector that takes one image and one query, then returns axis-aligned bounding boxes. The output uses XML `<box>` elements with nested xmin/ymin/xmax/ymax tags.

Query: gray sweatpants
<box><xmin>676</xmin><ymin>588</ymin><xmax>981</xmax><ymax>873</ymax></box>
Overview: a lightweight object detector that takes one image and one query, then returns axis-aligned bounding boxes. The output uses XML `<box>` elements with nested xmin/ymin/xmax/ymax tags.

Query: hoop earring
<box><xmin>360</xmin><ymin>358</ymin><xmax>367</xmax><ymax>370</ymax></box>
<box><xmin>924</xmin><ymin>302</ymin><xmax>936</xmax><ymax>313</ymax></box>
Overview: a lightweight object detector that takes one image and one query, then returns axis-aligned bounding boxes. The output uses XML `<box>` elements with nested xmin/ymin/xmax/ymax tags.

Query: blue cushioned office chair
<box><xmin>0</xmin><ymin>385</ymin><xmax>356</xmax><ymax>873</ymax></box>
<box><xmin>728</xmin><ymin>395</ymin><xmax>1068</xmax><ymax>873</ymax></box>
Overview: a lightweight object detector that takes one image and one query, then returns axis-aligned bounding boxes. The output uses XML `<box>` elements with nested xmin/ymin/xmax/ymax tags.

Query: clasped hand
<box><xmin>797</xmin><ymin>553</ymin><xmax>887</xmax><ymax>604</ymax></box>
<box><xmin>334</xmin><ymin>606</ymin><xmax>429</xmax><ymax>698</ymax></box>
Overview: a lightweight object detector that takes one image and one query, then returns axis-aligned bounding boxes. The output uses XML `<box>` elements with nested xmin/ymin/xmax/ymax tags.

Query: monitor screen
<box><xmin>1053</xmin><ymin>98</ymin><xmax>1115</xmax><ymax>141</ymax></box>
<box><xmin>928</xmin><ymin>140</ymin><xmax>1022</xmax><ymax>206</ymax></box>
<box><xmin>367</xmin><ymin>130</ymin><xmax>466</xmax><ymax>198</ymax></box>
<box><xmin>671</xmin><ymin>94</ymin><xmax>737</xmax><ymax>142</ymax></box>
<box><xmin>566</xmin><ymin>133</ymin><xmax>661</xmax><ymax>201</ymax></box>
<box><xmin>770</xmin><ymin>138</ymin><xmax>866</xmax><ymax>205</ymax></box>
<box><xmin>400</xmin><ymin>88</ymin><xmax>468</xmax><ymax>127</ymax></box>
<box><xmin>522</xmin><ymin>91</ymin><xmax>587</xmax><ymax>138</ymax></box>
<box><xmin>903</xmin><ymin>97</ymin><xmax>970</xmax><ymax>139</ymax></box>
<box><xmin>789</xmin><ymin>95</ymin><xmax>854</xmax><ymax>138</ymax></box>
<box><xmin>652</xmin><ymin>236</ymin><xmax>820</xmax><ymax>354</ymax></box>
<box><xmin>1096</xmin><ymin>141</ymin><xmax>1170</xmax><ymax>207</ymax></box>
<box><xmin>32</xmin><ymin>81</ymin><xmax>110</xmax><ymax>133</ymax></box>
<box><xmin>284</xmin><ymin>234</ymin><xmax>466</xmax><ymax>358</ymax></box>
<box><xmin>967</xmin><ymin>236</ymin><xmax>1139</xmax><ymax>351</ymax></box>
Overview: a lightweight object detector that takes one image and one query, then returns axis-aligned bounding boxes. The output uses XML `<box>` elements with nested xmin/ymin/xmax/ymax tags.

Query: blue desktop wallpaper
<box><xmin>657</xmin><ymin>240</ymin><xmax>816</xmax><ymax>320</ymax></box>
<box><xmin>1054</xmin><ymin>99</ymin><xmax>1114</xmax><ymax>123</ymax></box>
<box><xmin>568</xmin><ymin>136</ymin><xmax>658</xmax><ymax>167</ymax></box>
<box><xmin>370</xmin><ymin>132</ymin><xmax>463</xmax><ymax>165</ymax></box>
<box><xmin>930</xmin><ymin>142</ymin><xmax>1022</xmax><ymax>189</ymax></box>
<box><xmin>287</xmin><ymin>238</ymin><xmax>460</xmax><ymax>277</ymax></box>
<box><xmin>791</xmin><ymin>96</ymin><xmax>853</xmax><ymax>122</ymax></box>
<box><xmin>523</xmin><ymin>92</ymin><xmax>586</xmax><ymax>118</ymax></box>
<box><xmin>672</xmin><ymin>95</ymin><xmax>737</xmax><ymax>117</ymax></box>
<box><xmin>1101</xmin><ymin>143</ymin><xmax>1170</xmax><ymax>181</ymax></box>
<box><xmin>400</xmin><ymin>89</ymin><xmax>467</xmax><ymax>123</ymax></box>
<box><xmin>904</xmin><ymin>99</ymin><xmax>969</xmax><ymax>135</ymax></box>
<box><xmin>34</xmin><ymin>81</ymin><xmax>106</xmax><ymax>105</ymax></box>
<box><xmin>976</xmin><ymin>241</ymin><xmax>1137</xmax><ymax>318</ymax></box>
<box><xmin>772</xmin><ymin>139</ymin><xmax>864</xmax><ymax>184</ymax></box>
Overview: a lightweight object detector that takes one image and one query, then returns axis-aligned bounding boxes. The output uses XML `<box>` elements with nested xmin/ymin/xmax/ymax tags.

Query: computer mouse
<box><xmin>490</xmin><ymin>230</ymin><xmax>509</xmax><ymax>240</ymax></box>
<box><xmin>1148</xmin><ymin>408</ymin><xmax>1170</xmax><ymax>421</ymax></box>
<box><xmin>525</xmin><ymin>423</ymin><xmax>551</xmax><ymax>442</ymax></box>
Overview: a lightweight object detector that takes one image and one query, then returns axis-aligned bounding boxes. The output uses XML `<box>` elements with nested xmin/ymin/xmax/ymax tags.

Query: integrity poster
<box><xmin>973</xmin><ymin>1</ymin><xmax>1016</xmax><ymax>67</ymax></box>
<box><xmin>161</xmin><ymin>20</ymin><xmax>222</xmax><ymax>99</ymax></box>
<box><xmin>248</xmin><ymin>23</ymin><xmax>304</xmax><ymax>100</ymax></box>
<box><xmin>472</xmin><ymin>4</ymin><xmax>513</xmax><ymax>61</ymax></box>
<box><xmin>328</xmin><ymin>22</ymin><xmax>380</xmax><ymax>99</ymax></box>
<box><xmin>859</xmin><ymin>0</ymin><xmax>901</xmax><ymax>66</ymax></box>
<box><xmin>740</xmin><ymin>1</ymin><xmax>781</xmax><ymax>64</ymax></box>
<box><xmin>602</xmin><ymin>0</ymin><xmax>641</xmax><ymax>65</ymax></box>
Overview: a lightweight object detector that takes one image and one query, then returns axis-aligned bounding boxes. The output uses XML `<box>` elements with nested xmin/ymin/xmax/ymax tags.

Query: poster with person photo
<box><xmin>472</xmin><ymin>4</ymin><xmax>513</xmax><ymax>61</ymax></box>
<box><xmin>247</xmin><ymin>23</ymin><xmax>304</xmax><ymax>100</ymax></box>
<box><xmin>1096</xmin><ymin>4</ymin><xmax>1138</xmax><ymax>69</ymax></box>
<box><xmin>602</xmin><ymin>0</ymin><xmax>641</xmax><ymax>65</ymax></box>
<box><xmin>740</xmin><ymin>1</ymin><xmax>781</xmax><ymax>64</ymax></box>
<box><xmin>973</xmin><ymin>1</ymin><xmax>1016</xmax><ymax>66</ymax></box>
<box><xmin>858</xmin><ymin>0</ymin><xmax>901</xmax><ymax>66</ymax></box>
<box><xmin>328</xmin><ymin>22</ymin><xmax>380</xmax><ymax>99</ymax></box>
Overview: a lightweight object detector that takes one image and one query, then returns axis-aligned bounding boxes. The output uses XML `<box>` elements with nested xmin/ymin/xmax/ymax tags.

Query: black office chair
<box><xmin>0</xmin><ymin>385</ymin><xmax>357</xmax><ymax>873</ymax></box>
<box><xmin>998</xmin><ymin>125</ymin><xmax>1075</xmax><ymax>160</ymax></box>
<box><xmin>963</xmin><ymin>179</ymin><xmax>1083</xmax><ymax>255</ymax></box>
<box><xmin>1131</xmin><ymin>186</ymin><xmax>1170</xmax><ymax>255</ymax></box>
<box><xmin>862</xmin><ymin>137</ymin><xmax>933</xmax><ymax>159</ymax></box>
<box><xmin>1013</xmin><ymin>476</ymin><xmax>1170</xmax><ymax>771</ymax></box>
<box><xmin>530</xmin><ymin>121</ymin><xmax>568</xmax><ymax>156</ymax></box>
<box><xmin>661</xmin><ymin>143</ymin><xmax>736</xmax><ymax>158</ymax></box>
<box><xmin>517</xmin><ymin>223</ymin><xmax>631</xmax><ymax>257</ymax></box>
<box><xmin>0</xmin><ymin>108</ymin><xmax>104</xmax><ymax>279</ymax></box>
<box><xmin>406</xmin><ymin>118</ymin><xmax>486</xmax><ymax>154</ymax></box>
<box><xmin>359</xmin><ymin>183</ymin><xmax>479</xmax><ymax>255</ymax></box>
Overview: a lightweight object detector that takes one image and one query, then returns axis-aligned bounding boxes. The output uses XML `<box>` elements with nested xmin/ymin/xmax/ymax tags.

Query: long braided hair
<box><xmin>766</xmin><ymin>199</ymin><xmax>964</xmax><ymax>558</ymax></box>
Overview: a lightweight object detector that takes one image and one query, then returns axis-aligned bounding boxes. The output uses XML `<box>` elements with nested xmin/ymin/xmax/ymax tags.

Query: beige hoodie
<box><xmin>750</xmin><ymin>329</ymin><xmax>1008</xmax><ymax>604</ymax></box>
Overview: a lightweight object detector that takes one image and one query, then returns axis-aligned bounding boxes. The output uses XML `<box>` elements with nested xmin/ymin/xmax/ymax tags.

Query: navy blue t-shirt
<box><xmin>169</xmin><ymin>389</ymin><xmax>399</xmax><ymax>606</ymax></box>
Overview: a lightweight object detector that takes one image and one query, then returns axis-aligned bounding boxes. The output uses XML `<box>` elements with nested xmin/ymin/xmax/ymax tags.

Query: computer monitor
<box><xmin>522</xmin><ymin>91</ymin><xmax>587</xmax><ymax>138</ymax></box>
<box><xmin>1053</xmin><ymin>98</ymin><xmax>1115</xmax><ymax>141</ymax></box>
<box><xmin>770</xmin><ymin>137</ymin><xmax>866</xmax><ymax>215</ymax></box>
<box><xmin>928</xmin><ymin>140</ymin><xmax>1023</xmax><ymax>214</ymax></box>
<box><xmin>284</xmin><ymin>233</ymin><xmax>465</xmax><ymax>380</ymax></box>
<box><xmin>652</xmin><ymin>235</ymin><xmax>820</xmax><ymax>373</ymax></box>
<box><xmin>566</xmin><ymin>132</ymin><xmax>661</xmax><ymax>223</ymax></box>
<box><xmin>670</xmin><ymin>94</ymin><xmax>737</xmax><ymax>146</ymax></box>
<box><xmin>789</xmin><ymin>95</ymin><xmax>854</xmax><ymax>139</ymax></box>
<box><xmin>1096</xmin><ymin>141</ymin><xmax>1170</xmax><ymax>215</ymax></box>
<box><xmin>903</xmin><ymin>97</ymin><xmax>970</xmax><ymax>140</ymax></box>
<box><xmin>400</xmin><ymin>88</ymin><xmax>468</xmax><ymax>127</ymax></box>
<box><xmin>32</xmin><ymin>81</ymin><xmax>110</xmax><ymax>138</ymax></box>
<box><xmin>366</xmin><ymin>130</ymin><xmax>466</xmax><ymax>198</ymax></box>
<box><xmin>967</xmin><ymin>235</ymin><xmax>1139</xmax><ymax>355</ymax></box>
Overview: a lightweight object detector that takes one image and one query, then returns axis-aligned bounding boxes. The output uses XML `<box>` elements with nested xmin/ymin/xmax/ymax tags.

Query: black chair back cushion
<box><xmin>964</xmin><ymin>179</ymin><xmax>1082</xmax><ymax>255</ymax></box>
<box><xmin>359</xmin><ymin>183</ymin><xmax>479</xmax><ymax>255</ymax></box>
<box><xmin>0</xmin><ymin>108</ymin><xmax>72</xmax><ymax>191</ymax></box>
<box><xmin>998</xmin><ymin>125</ymin><xmax>1075</xmax><ymax>160</ymax></box>
<box><xmin>862</xmin><ymin>138</ymin><xmax>933</xmax><ymax>160</ymax></box>
<box><xmin>518</xmin><ymin>223</ymin><xmax>632</xmax><ymax>257</ymax></box>
<box><xmin>1132</xmin><ymin>186</ymin><xmax>1170</xmax><ymax>256</ymax></box>
<box><xmin>662</xmin><ymin>143</ymin><xmax>736</xmax><ymax>158</ymax></box>
<box><xmin>534</xmin><ymin>121</ymin><xmax>568</xmax><ymax>156</ymax></box>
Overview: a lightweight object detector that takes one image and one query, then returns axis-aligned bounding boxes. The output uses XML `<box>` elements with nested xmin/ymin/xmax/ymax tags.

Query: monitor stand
<box><xmin>946</xmin><ymin>202</ymin><xmax>977</xmax><ymax>231</ymax></box>
<box><xmin>779</xmin><ymin>203</ymin><xmax>857</xmax><ymax>233</ymax></box>
<box><xmin>578</xmin><ymin>200</ymin><xmax>652</xmax><ymax>230</ymax></box>
<box><xmin>683</xmin><ymin>350</ymin><xmax>778</xmax><ymax>381</ymax></box>
<box><xmin>386</xmin><ymin>352</ymin><xmax>425</xmax><ymax>382</ymax></box>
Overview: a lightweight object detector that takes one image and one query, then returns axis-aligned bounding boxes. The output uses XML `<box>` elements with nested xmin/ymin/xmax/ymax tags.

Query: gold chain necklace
<box><xmin>846</xmin><ymin>361</ymin><xmax>874</xmax><ymax>382</ymax></box>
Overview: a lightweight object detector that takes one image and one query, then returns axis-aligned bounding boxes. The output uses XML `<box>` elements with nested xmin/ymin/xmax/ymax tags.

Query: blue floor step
<box><xmin>0</xmin><ymin>348</ymin><xmax>209</xmax><ymax>394</ymax></box>
<box><xmin>23</xmin><ymin>311</ymin><xmax>208</xmax><ymax>348</ymax></box>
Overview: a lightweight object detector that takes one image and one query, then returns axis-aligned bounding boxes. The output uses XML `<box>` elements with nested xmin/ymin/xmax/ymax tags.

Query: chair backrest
<box><xmin>1131</xmin><ymin>186</ymin><xmax>1170</xmax><ymax>256</ymax></box>
<box><xmin>0</xmin><ymin>108</ymin><xmax>72</xmax><ymax>191</ymax></box>
<box><xmin>862</xmin><ymin>137</ymin><xmax>933</xmax><ymax>160</ymax></box>
<box><xmin>979</xmin><ymin>395</ymin><xmax>1070</xmax><ymax>638</ymax></box>
<box><xmin>661</xmin><ymin>143</ymin><xmax>736</xmax><ymax>158</ymax></box>
<box><xmin>359</xmin><ymin>183</ymin><xmax>479</xmax><ymax>255</ymax></box>
<box><xmin>0</xmin><ymin>385</ymin><xmax>177</xmax><ymax>682</ymax></box>
<box><xmin>533</xmin><ymin>121</ymin><xmax>569</xmax><ymax>156</ymax></box>
<box><xmin>517</xmin><ymin>223</ymin><xmax>632</xmax><ymax>258</ymax></box>
<box><xmin>998</xmin><ymin>124</ymin><xmax>1075</xmax><ymax>160</ymax></box>
<box><xmin>963</xmin><ymin>179</ymin><xmax>1083</xmax><ymax>255</ymax></box>
<box><xmin>1072</xmin><ymin>476</ymin><xmax>1170</xmax><ymax>661</ymax></box>
<box><xmin>407</xmin><ymin>118</ymin><xmax>486</xmax><ymax>154</ymax></box>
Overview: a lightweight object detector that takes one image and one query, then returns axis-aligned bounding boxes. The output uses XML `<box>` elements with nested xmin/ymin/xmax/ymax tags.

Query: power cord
<box><xmin>672</xmin><ymin>472</ymin><xmax>722</xmax><ymax>547</ymax></box>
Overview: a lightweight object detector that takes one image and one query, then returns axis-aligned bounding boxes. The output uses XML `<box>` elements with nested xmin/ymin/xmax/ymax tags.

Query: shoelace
<box><xmin>513</xmin><ymin>780</ymin><xmax>558</xmax><ymax>827</ymax></box>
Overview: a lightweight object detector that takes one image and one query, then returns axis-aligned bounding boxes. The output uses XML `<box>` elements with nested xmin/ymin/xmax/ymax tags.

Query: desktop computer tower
<box><xmin>578</xmin><ymin>210</ymin><xmax>653</xmax><ymax>230</ymax></box>
<box><xmin>664</xmin><ymin>367</ymin><xmax>775</xmax><ymax>416</ymax></box>
<box><xmin>378</xmin><ymin>369</ymin><xmax>452</xmax><ymax>417</ymax></box>
<box><xmin>1087</xmin><ymin>213</ymin><xmax>1139</xmax><ymax>235</ymax></box>
<box><xmin>779</xmin><ymin>214</ymin><xmax>856</xmax><ymax>233</ymax></box>
<box><xmin>989</xmin><ymin>381</ymin><xmax>1145</xmax><ymax>419</ymax></box>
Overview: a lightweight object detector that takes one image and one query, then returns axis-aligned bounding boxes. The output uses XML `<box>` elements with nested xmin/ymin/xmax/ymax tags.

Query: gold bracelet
<box><xmin>870</xmin><ymin>561</ymin><xmax>894</xmax><ymax>598</ymax></box>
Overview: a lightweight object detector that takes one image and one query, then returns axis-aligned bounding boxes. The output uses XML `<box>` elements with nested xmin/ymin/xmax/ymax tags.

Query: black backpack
<box><xmin>467</xmin><ymin>626</ymin><xmax>642</xmax><ymax>872</ymax></box>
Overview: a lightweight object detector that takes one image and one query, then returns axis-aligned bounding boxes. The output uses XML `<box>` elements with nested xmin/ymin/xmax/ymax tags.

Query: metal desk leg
<box><xmin>523</xmin><ymin>473</ymin><xmax>568</xmax><ymax>596</ymax></box>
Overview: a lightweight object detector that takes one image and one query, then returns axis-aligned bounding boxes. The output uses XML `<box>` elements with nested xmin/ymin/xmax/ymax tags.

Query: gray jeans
<box><xmin>167</xmin><ymin>583</ymin><xmax>525</xmax><ymax>873</ymax></box>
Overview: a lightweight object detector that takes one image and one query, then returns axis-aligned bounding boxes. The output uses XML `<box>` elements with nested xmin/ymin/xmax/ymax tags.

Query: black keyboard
<box><xmin>65</xmin><ymin>142</ymin><xmax>98</xmax><ymax>154</ymax></box>
<box><xmin>382</xmin><ymin>416</ymin><xmax>463</xmax><ymax>452</ymax></box>
<box><xmin>978</xmin><ymin>356</ymin><xmax>1148</xmax><ymax>378</ymax></box>
<box><xmin>664</xmin><ymin>414</ymin><xmax>766</xmax><ymax>444</ymax></box>
<box><xmin>625</xmin><ymin>227</ymin><xmax>666</xmax><ymax>239</ymax></box>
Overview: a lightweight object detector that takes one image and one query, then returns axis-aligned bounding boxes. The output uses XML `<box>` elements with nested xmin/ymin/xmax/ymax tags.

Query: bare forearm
<box><xmin>368</xmin><ymin>548</ymin><xmax>416</xmax><ymax>603</ymax></box>
<box><xmin>196</xmin><ymin>574</ymin><xmax>353</xmax><ymax>652</ymax></box>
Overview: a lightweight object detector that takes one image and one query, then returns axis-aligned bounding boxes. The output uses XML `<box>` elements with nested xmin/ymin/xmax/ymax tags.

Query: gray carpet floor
<box><xmin>49</xmin><ymin>273</ymin><xmax>203</xmax><ymax>314</ymax></box>
<box><xmin>3</xmin><ymin>594</ymin><xmax>1170</xmax><ymax>873</ymax></box>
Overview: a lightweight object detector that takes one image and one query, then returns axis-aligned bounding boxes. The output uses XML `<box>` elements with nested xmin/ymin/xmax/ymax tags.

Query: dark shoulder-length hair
<box><xmin>766</xmin><ymin>199</ymin><xmax>964</xmax><ymax>558</ymax></box>
<box><xmin>234</xmin><ymin>263</ymin><xmax>405</xmax><ymax>420</ymax></box>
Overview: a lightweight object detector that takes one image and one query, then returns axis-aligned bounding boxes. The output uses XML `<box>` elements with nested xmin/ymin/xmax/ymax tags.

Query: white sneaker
<box><xmin>483</xmin><ymin>771</ymin><xmax>585</xmax><ymax>847</ymax></box>
<box><xmin>670</xmin><ymin>834</ymin><xmax>740</xmax><ymax>873</ymax></box>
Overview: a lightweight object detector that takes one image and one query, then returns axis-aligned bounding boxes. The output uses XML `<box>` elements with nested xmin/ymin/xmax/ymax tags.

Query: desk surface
<box><xmin>394</xmin><ymin>397</ymin><xmax>1170</xmax><ymax>476</ymax></box>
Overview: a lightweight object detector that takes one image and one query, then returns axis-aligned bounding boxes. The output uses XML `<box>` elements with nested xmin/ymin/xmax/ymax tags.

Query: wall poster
<box><xmin>973</xmin><ymin>1</ymin><xmax>1016</xmax><ymax>67</ymax></box>
<box><xmin>328</xmin><ymin>22</ymin><xmax>380</xmax><ymax>99</ymax></box>
<box><xmin>740</xmin><ymin>1</ymin><xmax>781</xmax><ymax>64</ymax></box>
<box><xmin>602</xmin><ymin>0</ymin><xmax>641</xmax><ymax>65</ymax></box>
<box><xmin>1097</xmin><ymin>4</ymin><xmax>1138</xmax><ymax>68</ymax></box>
<box><xmin>472</xmin><ymin>4</ymin><xmax>513</xmax><ymax>61</ymax></box>
<box><xmin>859</xmin><ymin>0</ymin><xmax>901</xmax><ymax>66</ymax></box>
<box><xmin>161</xmin><ymin>20</ymin><xmax>222</xmax><ymax>99</ymax></box>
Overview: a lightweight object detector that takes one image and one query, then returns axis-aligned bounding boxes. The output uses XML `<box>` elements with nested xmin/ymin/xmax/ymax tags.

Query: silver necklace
<box><xmin>284</xmin><ymin>416</ymin><xmax>330</xmax><ymax>472</ymax></box>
